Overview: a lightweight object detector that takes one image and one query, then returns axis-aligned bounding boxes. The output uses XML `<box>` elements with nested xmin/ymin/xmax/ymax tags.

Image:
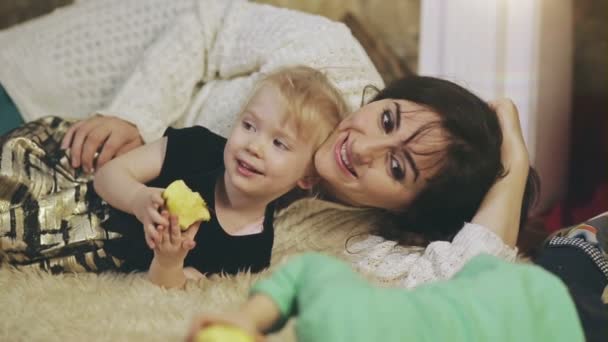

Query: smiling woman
<box><xmin>315</xmin><ymin>98</ymin><xmax>445</xmax><ymax>211</ymax></box>
<box><xmin>316</xmin><ymin>76</ymin><xmax>538</xmax><ymax>243</ymax></box>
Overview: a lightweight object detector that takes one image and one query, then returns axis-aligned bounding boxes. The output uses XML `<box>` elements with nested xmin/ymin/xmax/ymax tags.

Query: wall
<box><xmin>567</xmin><ymin>0</ymin><xmax>607</xmax><ymax>205</ymax></box>
<box><xmin>0</xmin><ymin>0</ymin><xmax>72</xmax><ymax>29</ymax></box>
<box><xmin>255</xmin><ymin>0</ymin><xmax>421</xmax><ymax>70</ymax></box>
<box><xmin>418</xmin><ymin>0</ymin><xmax>573</xmax><ymax>213</ymax></box>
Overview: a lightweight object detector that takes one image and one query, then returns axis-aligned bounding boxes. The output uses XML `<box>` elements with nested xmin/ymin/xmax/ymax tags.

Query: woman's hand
<box><xmin>472</xmin><ymin>99</ymin><xmax>531</xmax><ymax>247</ymax></box>
<box><xmin>489</xmin><ymin>99</ymin><xmax>530</xmax><ymax>172</ymax></box>
<box><xmin>131</xmin><ymin>186</ymin><xmax>169</xmax><ymax>249</ymax></box>
<box><xmin>61</xmin><ymin>114</ymin><xmax>143</xmax><ymax>173</ymax></box>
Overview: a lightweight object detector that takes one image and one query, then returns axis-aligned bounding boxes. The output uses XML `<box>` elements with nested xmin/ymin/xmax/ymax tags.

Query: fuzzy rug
<box><xmin>0</xmin><ymin>199</ymin><xmax>389</xmax><ymax>341</ymax></box>
<box><xmin>1</xmin><ymin>266</ymin><xmax>275</xmax><ymax>342</ymax></box>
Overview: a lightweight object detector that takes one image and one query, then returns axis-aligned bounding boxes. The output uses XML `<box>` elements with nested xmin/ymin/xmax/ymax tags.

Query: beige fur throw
<box><xmin>0</xmin><ymin>199</ymin><xmax>389</xmax><ymax>341</ymax></box>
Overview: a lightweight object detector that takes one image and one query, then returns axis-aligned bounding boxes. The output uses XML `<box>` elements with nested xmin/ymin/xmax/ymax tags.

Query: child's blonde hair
<box><xmin>245</xmin><ymin>65</ymin><xmax>347</xmax><ymax>150</ymax></box>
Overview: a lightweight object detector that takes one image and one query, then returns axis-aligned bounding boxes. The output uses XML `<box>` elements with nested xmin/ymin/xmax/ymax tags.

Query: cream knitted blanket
<box><xmin>0</xmin><ymin>0</ymin><xmax>383</xmax><ymax>142</ymax></box>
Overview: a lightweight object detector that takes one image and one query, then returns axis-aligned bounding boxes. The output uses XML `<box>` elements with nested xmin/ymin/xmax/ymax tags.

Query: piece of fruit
<box><xmin>162</xmin><ymin>180</ymin><xmax>210</xmax><ymax>230</ymax></box>
<box><xmin>195</xmin><ymin>325</ymin><xmax>254</xmax><ymax>342</ymax></box>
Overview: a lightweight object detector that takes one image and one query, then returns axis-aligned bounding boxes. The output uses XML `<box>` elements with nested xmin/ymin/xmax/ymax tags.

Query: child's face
<box><xmin>223</xmin><ymin>84</ymin><xmax>316</xmax><ymax>202</ymax></box>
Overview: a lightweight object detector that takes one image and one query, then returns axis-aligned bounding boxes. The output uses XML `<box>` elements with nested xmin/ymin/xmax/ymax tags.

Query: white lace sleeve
<box><xmin>347</xmin><ymin>223</ymin><xmax>518</xmax><ymax>288</ymax></box>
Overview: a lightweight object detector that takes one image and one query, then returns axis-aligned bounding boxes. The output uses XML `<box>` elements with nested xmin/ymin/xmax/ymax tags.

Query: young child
<box><xmin>187</xmin><ymin>252</ymin><xmax>586</xmax><ymax>342</ymax></box>
<box><xmin>93</xmin><ymin>66</ymin><xmax>346</xmax><ymax>288</ymax></box>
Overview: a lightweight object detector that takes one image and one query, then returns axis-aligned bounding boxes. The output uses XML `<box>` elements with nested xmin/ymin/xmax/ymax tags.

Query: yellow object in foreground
<box><xmin>162</xmin><ymin>180</ymin><xmax>211</xmax><ymax>230</ymax></box>
<box><xmin>195</xmin><ymin>325</ymin><xmax>255</xmax><ymax>342</ymax></box>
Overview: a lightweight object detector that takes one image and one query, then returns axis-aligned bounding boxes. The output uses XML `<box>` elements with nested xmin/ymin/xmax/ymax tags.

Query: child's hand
<box><xmin>154</xmin><ymin>211</ymin><xmax>200</xmax><ymax>268</ymax></box>
<box><xmin>131</xmin><ymin>186</ymin><xmax>169</xmax><ymax>249</ymax></box>
<box><xmin>186</xmin><ymin>312</ymin><xmax>263</xmax><ymax>342</ymax></box>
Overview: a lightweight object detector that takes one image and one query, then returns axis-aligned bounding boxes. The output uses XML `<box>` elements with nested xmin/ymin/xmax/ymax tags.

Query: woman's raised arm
<box><xmin>347</xmin><ymin>99</ymin><xmax>532</xmax><ymax>288</ymax></box>
<box><xmin>471</xmin><ymin>99</ymin><xmax>531</xmax><ymax>247</ymax></box>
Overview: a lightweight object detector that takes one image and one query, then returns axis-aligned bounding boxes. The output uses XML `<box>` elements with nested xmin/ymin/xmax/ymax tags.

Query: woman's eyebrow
<box><xmin>394</xmin><ymin>102</ymin><xmax>401</xmax><ymax>129</ymax></box>
<box><xmin>404</xmin><ymin>150</ymin><xmax>420</xmax><ymax>182</ymax></box>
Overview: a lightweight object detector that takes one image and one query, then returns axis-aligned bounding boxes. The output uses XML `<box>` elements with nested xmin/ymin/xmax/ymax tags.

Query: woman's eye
<box><xmin>273</xmin><ymin>139</ymin><xmax>289</xmax><ymax>150</ymax></box>
<box><xmin>390</xmin><ymin>156</ymin><xmax>405</xmax><ymax>180</ymax></box>
<box><xmin>242</xmin><ymin>120</ymin><xmax>255</xmax><ymax>131</ymax></box>
<box><xmin>381</xmin><ymin>110</ymin><xmax>394</xmax><ymax>133</ymax></box>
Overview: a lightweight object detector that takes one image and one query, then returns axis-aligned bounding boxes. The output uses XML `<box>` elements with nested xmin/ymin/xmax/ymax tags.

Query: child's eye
<box><xmin>390</xmin><ymin>155</ymin><xmax>405</xmax><ymax>180</ymax></box>
<box><xmin>242</xmin><ymin>120</ymin><xmax>255</xmax><ymax>132</ymax></box>
<box><xmin>273</xmin><ymin>139</ymin><xmax>289</xmax><ymax>150</ymax></box>
<box><xmin>381</xmin><ymin>109</ymin><xmax>394</xmax><ymax>133</ymax></box>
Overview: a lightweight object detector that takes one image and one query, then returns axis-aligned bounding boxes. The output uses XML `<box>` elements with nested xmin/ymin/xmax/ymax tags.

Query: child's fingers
<box><xmin>155</xmin><ymin>224</ymin><xmax>165</xmax><ymax>244</ymax></box>
<box><xmin>170</xmin><ymin>216</ymin><xmax>181</xmax><ymax>244</ymax></box>
<box><xmin>145</xmin><ymin>236</ymin><xmax>154</xmax><ymax>249</ymax></box>
<box><xmin>170</xmin><ymin>214</ymin><xmax>179</xmax><ymax>227</ymax></box>
<box><xmin>152</xmin><ymin>192</ymin><xmax>165</xmax><ymax>210</ymax></box>
<box><xmin>182</xmin><ymin>240</ymin><xmax>196</xmax><ymax>251</ymax></box>
<box><xmin>161</xmin><ymin>222</ymin><xmax>171</xmax><ymax>246</ymax></box>
<box><xmin>145</xmin><ymin>225</ymin><xmax>156</xmax><ymax>249</ymax></box>
<box><xmin>149</xmin><ymin>207</ymin><xmax>170</xmax><ymax>226</ymax></box>
<box><xmin>183</xmin><ymin>222</ymin><xmax>200</xmax><ymax>241</ymax></box>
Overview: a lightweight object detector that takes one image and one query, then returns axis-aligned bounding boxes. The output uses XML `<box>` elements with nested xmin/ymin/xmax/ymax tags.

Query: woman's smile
<box><xmin>334</xmin><ymin>133</ymin><xmax>357</xmax><ymax>178</ymax></box>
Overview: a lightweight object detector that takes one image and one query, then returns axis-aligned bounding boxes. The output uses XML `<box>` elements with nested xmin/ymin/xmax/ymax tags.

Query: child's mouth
<box><xmin>237</xmin><ymin>160</ymin><xmax>263</xmax><ymax>175</ymax></box>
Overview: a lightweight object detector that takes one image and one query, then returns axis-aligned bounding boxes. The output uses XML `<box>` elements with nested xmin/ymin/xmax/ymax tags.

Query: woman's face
<box><xmin>314</xmin><ymin>99</ymin><xmax>448</xmax><ymax>210</ymax></box>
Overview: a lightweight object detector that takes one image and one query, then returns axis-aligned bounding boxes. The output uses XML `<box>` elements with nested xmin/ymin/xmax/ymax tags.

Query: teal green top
<box><xmin>251</xmin><ymin>253</ymin><xmax>584</xmax><ymax>342</ymax></box>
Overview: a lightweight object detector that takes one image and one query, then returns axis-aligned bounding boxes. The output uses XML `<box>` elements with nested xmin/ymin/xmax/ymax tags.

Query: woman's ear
<box><xmin>296</xmin><ymin>174</ymin><xmax>319</xmax><ymax>190</ymax></box>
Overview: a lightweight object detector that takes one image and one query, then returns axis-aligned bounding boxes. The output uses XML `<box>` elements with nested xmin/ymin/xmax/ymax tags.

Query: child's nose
<box><xmin>246</xmin><ymin>139</ymin><xmax>264</xmax><ymax>158</ymax></box>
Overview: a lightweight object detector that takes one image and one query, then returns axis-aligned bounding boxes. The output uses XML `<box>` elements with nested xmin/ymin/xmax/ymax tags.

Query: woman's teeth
<box><xmin>340</xmin><ymin>142</ymin><xmax>356</xmax><ymax>176</ymax></box>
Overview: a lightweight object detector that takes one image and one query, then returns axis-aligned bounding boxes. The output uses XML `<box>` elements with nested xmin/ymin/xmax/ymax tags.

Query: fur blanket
<box><xmin>0</xmin><ymin>198</ymin><xmax>391</xmax><ymax>342</ymax></box>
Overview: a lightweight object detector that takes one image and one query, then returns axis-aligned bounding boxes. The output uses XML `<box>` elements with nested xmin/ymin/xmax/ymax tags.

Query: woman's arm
<box><xmin>471</xmin><ymin>99</ymin><xmax>530</xmax><ymax>247</ymax></box>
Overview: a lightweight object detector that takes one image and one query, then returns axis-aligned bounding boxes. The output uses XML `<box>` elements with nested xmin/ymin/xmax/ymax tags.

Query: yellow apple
<box><xmin>195</xmin><ymin>325</ymin><xmax>255</xmax><ymax>342</ymax></box>
<box><xmin>162</xmin><ymin>180</ymin><xmax>210</xmax><ymax>230</ymax></box>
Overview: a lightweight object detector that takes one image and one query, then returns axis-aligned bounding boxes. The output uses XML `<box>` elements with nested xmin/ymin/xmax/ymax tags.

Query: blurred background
<box><xmin>1</xmin><ymin>0</ymin><xmax>605</xmax><ymax>253</ymax></box>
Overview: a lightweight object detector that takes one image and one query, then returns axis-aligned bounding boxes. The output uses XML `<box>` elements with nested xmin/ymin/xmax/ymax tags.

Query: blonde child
<box><xmin>94</xmin><ymin>66</ymin><xmax>346</xmax><ymax>288</ymax></box>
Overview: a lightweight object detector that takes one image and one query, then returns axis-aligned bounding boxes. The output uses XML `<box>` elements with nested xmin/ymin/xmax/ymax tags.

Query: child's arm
<box><xmin>187</xmin><ymin>254</ymin><xmax>355</xmax><ymax>339</ymax></box>
<box><xmin>148</xmin><ymin>213</ymin><xmax>200</xmax><ymax>288</ymax></box>
<box><xmin>186</xmin><ymin>294</ymin><xmax>279</xmax><ymax>342</ymax></box>
<box><xmin>94</xmin><ymin>138</ymin><xmax>170</xmax><ymax>248</ymax></box>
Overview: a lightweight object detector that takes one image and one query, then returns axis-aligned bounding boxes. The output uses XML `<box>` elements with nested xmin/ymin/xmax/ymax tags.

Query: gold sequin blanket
<box><xmin>0</xmin><ymin>117</ymin><xmax>121</xmax><ymax>272</ymax></box>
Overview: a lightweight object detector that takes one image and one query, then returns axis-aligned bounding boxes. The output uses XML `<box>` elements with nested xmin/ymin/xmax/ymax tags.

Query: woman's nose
<box><xmin>352</xmin><ymin>136</ymin><xmax>392</xmax><ymax>166</ymax></box>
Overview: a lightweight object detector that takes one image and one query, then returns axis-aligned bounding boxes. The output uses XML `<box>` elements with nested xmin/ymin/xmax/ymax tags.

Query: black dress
<box><xmin>104</xmin><ymin>126</ymin><xmax>275</xmax><ymax>275</ymax></box>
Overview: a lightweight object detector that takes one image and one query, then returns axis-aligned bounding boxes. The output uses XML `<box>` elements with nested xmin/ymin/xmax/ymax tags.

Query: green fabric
<box><xmin>251</xmin><ymin>253</ymin><xmax>585</xmax><ymax>342</ymax></box>
<box><xmin>0</xmin><ymin>84</ymin><xmax>23</xmax><ymax>135</ymax></box>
